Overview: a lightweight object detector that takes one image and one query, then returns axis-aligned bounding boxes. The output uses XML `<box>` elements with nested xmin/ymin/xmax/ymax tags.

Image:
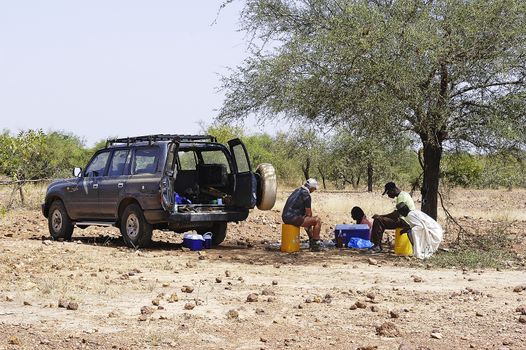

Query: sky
<box><xmin>0</xmin><ymin>1</ymin><xmax>279</xmax><ymax>147</ymax></box>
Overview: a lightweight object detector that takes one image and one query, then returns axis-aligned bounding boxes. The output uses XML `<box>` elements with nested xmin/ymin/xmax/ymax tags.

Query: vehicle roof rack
<box><xmin>106</xmin><ymin>134</ymin><xmax>217</xmax><ymax>147</ymax></box>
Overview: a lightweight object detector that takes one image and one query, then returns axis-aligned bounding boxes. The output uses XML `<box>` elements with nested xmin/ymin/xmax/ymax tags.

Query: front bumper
<box><xmin>143</xmin><ymin>208</ymin><xmax>249</xmax><ymax>224</ymax></box>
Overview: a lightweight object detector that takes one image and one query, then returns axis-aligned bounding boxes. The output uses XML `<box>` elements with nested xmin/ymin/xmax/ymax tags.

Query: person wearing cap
<box><xmin>282</xmin><ymin>178</ymin><xmax>323</xmax><ymax>252</ymax></box>
<box><xmin>396</xmin><ymin>203</ymin><xmax>443</xmax><ymax>259</ymax></box>
<box><xmin>369</xmin><ymin>182</ymin><xmax>416</xmax><ymax>252</ymax></box>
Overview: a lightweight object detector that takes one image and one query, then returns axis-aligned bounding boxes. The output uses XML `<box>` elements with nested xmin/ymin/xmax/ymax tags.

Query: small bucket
<box><xmin>183</xmin><ymin>233</ymin><xmax>205</xmax><ymax>251</ymax></box>
<box><xmin>281</xmin><ymin>224</ymin><xmax>300</xmax><ymax>253</ymax></box>
<box><xmin>203</xmin><ymin>232</ymin><xmax>212</xmax><ymax>249</ymax></box>
<box><xmin>394</xmin><ymin>228</ymin><xmax>413</xmax><ymax>256</ymax></box>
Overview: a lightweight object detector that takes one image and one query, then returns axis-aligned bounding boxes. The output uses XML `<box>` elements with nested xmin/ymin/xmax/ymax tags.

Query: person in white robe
<box><xmin>396</xmin><ymin>203</ymin><xmax>443</xmax><ymax>259</ymax></box>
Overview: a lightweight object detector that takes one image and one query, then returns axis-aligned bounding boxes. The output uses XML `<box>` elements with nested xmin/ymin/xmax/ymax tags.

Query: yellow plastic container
<box><xmin>281</xmin><ymin>224</ymin><xmax>300</xmax><ymax>253</ymax></box>
<box><xmin>394</xmin><ymin>228</ymin><xmax>413</xmax><ymax>256</ymax></box>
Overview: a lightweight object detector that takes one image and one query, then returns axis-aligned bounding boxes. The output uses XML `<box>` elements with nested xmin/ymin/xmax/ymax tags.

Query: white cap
<box><xmin>305</xmin><ymin>178</ymin><xmax>318</xmax><ymax>189</ymax></box>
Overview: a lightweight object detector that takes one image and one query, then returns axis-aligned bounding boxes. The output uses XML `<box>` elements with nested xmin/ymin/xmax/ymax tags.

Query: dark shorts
<box><xmin>283</xmin><ymin>216</ymin><xmax>305</xmax><ymax>227</ymax></box>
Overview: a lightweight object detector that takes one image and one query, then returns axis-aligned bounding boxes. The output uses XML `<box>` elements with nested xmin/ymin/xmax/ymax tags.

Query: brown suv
<box><xmin>41</xmin><ymin>134</ymin><xmax>277</xmax><ymax>248</ymax></box>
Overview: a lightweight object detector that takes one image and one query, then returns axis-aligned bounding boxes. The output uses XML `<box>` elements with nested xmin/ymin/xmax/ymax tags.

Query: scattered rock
<box><xmin>516</xmin><ymin>305</ymin><xmax>526</xmax><ymax>315</ymax></box>
<box><xmin>261</xmin><ymin>288</ymin><xmax>275</xmax><ymax>296</ymax></box>
<box><xmin>152</xmin><ymin>298</ymin><xmax>161</xmax><ymax>306</ymax></box>
<box><xmin>226</xmin><ymin>309</ymin><xmax>239</xmax><ymax>319</ymax></box>
<box><xmin>430</xmin><ymin>332</ymin><xmax>443</xmax><ymax>339</ymax></box>
<box><xmin>368</xmin><ymin>258</ymin><xmax>378</xmax><ymax>265</ymax></box>
<box><xmin>8</xmin><ymin>336</ymin><xmax>21</xmax><ymax>345</ymax></box>
<box><xmin>184</xmin><ymin>302</ymin><xmax>195</xmax><ymax>310</ymax></box>
<box><xmin>519</xmin><ymin>315</ymin><xmax>526</xmax><ymax>324</ymax></box>
<box><xmin>513</xmin><ymin>285</ymin><xmax>526</xmax><ymax>293</ymax></box>
<box><xmin>215</xmin><ymin>277</ymin><xmax>222</xmax><ymax>283</ymax></box>
<box><xmin>67</xmin><ymin>302</ymin><xmax>78</xmax><ymax>310</ymax></box>
<box><xmin>357</xmin><ymin>346</ymin><xmax>377</xmax><ymax>350</ymax></box>
<box><xmin>355</xmin><ymin>301</ymin><xmax>367</xmax><ymax>309</ymax></box>
<box><xmin>5</xmin><ymin>295</ymin><xmax>14</xmax><ymax>302</ymax></box>
<box><xmin>375</xmin><ymin>322</ymin><xmax>401</xmax><ymax>337</ymax></box>
<box><xmin>390</xmin><ymin>310</ymin><xmax>400</xmax><ymax>319</ymax></box>
<box><xmin>181</xmin><ymin>286</ymin><xmax>194</xmax><ymax>293</ymax></box>
<box><xmin>186</xmin><ymin>262</ymin><xmax>196</xmax><ymax>268</ymax></box>
<box><xmin>167</xmin><ymin>293</ymin><xmax>179</xmax><ymax>303</ymax></box>
<box><xmin>23</xmin><ymin>301</ymin><xmax>31</xmax><ymax>306</ymax></box>
<box><xmin>108</xmin><ymin>311</ymin><xmax>119</xmax><ymax>318</ymax></box>
<box><xmin>267</xmin><ymin>297</ymin><xmax>277</xmax><ymax>303</ymax></box>
<box><xmin>246</xmin><ymin>293</ymin><xmax>258</xmax><ymax>302</ymax></box>
<box><xmin>413</xmin><ymin>276</ymin><xmax>423</xmax><ymax>283</ymax></box>
<box><xmin>476</xmin><ymin>311</ymin><xmax>483</xmax><ymax>317</ymax></box>
<box><xmin>398</xmin><ymin>344</ymin><xmax>412</xmax><ymax>350</ymax></box>
<box><xmin>138</xmin><ymin>314</ymin><xmax>148</xmax><ymax>321</ymax></box>
<box><xmin>350</xmin><ymin>304</ymin><xmax>358</xmax><ymax>310</ymax></box>
<box><xmin>371</xmin><ymin>305</ymin><xmax>380</xmax><ymax>312</ymax></box>
<box><xmin>58</xmin><ymin>299</ymin><xmax>68</xmax><ymax>308</ymax></box>
<box><xmin>140</xmin><ymin>306</ymin><xmax>155</xmax><ymax>315</ymax></box>
<box><xmin>366</xmin><ymin>292</ymin><xmax>375</xmax><ymax>300</ymax></box>
<box><xmin>260</xmin><ymin>337</ymin><xmax>268</xmax><ymax>343</ymax></box>
<box><xmin>272</xmin><ymin>280</ymin><xmax>278</xmax><ymax>286</ymax></box>
<box><xmin>225</xmin><ymin>270</ymin><xmax>231</xmax><ymax>277</ymax></box>
<box><xmin>255</xmin><ymin>308</ymin><xmax>265</xmax><ymax>315</ymax></box>
<box><xmin>162</xmin><ymin>282</ymin><xmax>170</xmax><ymax>287</ymax></box>
<box><xmin>198</xmin><ymin>255</ymin><xmax>206</xmax><ymax>260</ymax></box>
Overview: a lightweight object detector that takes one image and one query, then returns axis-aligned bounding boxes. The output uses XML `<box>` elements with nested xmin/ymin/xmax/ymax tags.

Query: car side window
<box><xmin>85</xmin><ymin>151</ymin><xmax>111</xmax><ymax>177</ymax></box>
<box><xmin>178</xmin><ymin>150</ymin><xmax>197</xmax><ymax>170</ymax></box>
<box><xmin>201</xmin><ymin>150</ymin><xmax>231</xmax><ymax>174</ymax></box>
<box><xmin>108</xmin><ymin>149</ymin><xmax>130</xmax><ymax>176</ymax></box>
<box><xmin>133</xmin><ymin>147</ymin><xmax>159</xmax><ymax>174</ymax></box>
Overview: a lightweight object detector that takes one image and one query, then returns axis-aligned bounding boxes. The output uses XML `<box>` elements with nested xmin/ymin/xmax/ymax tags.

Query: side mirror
<box><xmin>73</xmin><ymin>167</ymin><xmax>82</xmax><ymax>177</ymax></box>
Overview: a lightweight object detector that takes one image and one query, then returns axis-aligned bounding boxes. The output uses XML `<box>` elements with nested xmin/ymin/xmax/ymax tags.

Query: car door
<box><xmin>67</xmin><ymin>150</ymin><xmax>110</xmax><ymax>219</ymax></box>
<box><xmin>98</xmin><ymin>148</ymin><xmax>131</xmax><ymax>219</ymax></box>
<box><xmin>228</xmin><ymin>138</ymin><xmax>256</xmax><ymax>209</ymax></box>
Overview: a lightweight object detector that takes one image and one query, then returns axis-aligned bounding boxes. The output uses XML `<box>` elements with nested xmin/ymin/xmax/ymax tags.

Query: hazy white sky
<box><xmin>0</xmin><ymin>1</ymin><xmax>275</xmax><ymax>146</ymax></box>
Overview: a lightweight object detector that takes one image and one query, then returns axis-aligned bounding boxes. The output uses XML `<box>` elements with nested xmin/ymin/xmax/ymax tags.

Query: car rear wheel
<box><xmin>120</xmin><ymin>203</ymin><xmax>152</xmax><ymax>248</ymax></box>
<box><xmin>211</xmin><ymin>222</ymin><xmax>227</xmax><ymax>246</ymax></box>
<box><xmin>48</xmin><ymin>200</ymin><xmax>74</xmax><ymax>241</ymax></box>
<box><xmin>256</xmin><ymin>163</ymin><xmax>277</xmax><ymax>210</ymax></box>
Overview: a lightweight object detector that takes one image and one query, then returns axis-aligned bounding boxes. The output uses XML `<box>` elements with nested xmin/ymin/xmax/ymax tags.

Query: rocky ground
<box><xmin>0</xmin><ymin>189</ymin><xmax>525</xmax><ymax>350</ymax></box>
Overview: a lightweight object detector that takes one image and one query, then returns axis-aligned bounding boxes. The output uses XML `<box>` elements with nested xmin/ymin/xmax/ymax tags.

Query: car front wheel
<box><xmin>48</xmin><ymin>200</ymin><xmax>74</xmax><ymax>241</ymax></box>
<box><xmin>120</xmin><ymin>204</ymin><xmax>153</xmax><ymax>248</ymax></box>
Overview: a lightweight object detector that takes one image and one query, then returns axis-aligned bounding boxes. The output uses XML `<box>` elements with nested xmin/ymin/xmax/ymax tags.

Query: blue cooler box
<box><xmin>334</xmin><ymin>224</ymin><xmax>370</xmax><ymax>247</ymax></box>
<box><xmin>183</xmin><ymin>234</ymin><xmax>204</xmax><ymax>251</ymax></box>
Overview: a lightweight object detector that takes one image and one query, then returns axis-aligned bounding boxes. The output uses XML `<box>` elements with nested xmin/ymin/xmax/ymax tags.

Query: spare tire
<box><xmin>256</xmin><ymin>163</ymin><xmax>277</xmax><ymax>210</ymax></box>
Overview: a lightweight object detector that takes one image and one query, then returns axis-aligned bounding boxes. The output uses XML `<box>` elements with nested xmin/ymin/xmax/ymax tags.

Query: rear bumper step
<box><xmin>143</xmin><ymin>209</ymin><xmax>249</xmax><ymax>224</ymax></box>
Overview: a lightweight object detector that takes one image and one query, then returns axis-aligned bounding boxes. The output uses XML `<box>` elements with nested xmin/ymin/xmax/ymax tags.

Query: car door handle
<box><xmin>93</xmin><ymin>184</ymin><xmax>99</xmax><ymax>189</ymax></box>
<box><xmin>118</xmin><ymin>183</ymin><xmax>124</xmax><ymax>188</ymax></box>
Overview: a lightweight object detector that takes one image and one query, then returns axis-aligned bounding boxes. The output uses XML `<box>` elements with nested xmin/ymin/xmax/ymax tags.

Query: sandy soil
<box><xmin>1</xmin><ymin>189</ymin><xmax>525</xmax><ymax>350</ymax></box>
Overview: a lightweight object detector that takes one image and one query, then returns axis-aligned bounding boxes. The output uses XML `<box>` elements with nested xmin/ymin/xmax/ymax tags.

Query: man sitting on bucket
<box><xmin>282</xmin><ymin>178</ymin><xmax>323</xmax><ymax>252</ymax></box>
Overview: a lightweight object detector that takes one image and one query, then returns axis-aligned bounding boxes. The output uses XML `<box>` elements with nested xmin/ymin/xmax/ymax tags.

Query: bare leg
<box><xmin>302</xmin><ymin>216</ymin><xmax>321</xmax><ymax>240</ymax></box>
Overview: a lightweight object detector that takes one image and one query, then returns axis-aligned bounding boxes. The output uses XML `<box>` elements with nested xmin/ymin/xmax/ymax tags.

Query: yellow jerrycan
<box><xmin>394</xmin><ymin>228</ymin><xmax>413</xmax><ymax>256</ymax></box>
<box><xmin>281</xmin><ymin>224</ymin><xmax>300</xmax><ymax>252</ymax></box>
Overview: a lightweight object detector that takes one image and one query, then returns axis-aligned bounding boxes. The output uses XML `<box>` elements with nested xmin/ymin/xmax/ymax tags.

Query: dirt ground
<box><xmin>1</xmin><ymin>189</ymin><xmax>526</xmax><ymax>350</ymax></box>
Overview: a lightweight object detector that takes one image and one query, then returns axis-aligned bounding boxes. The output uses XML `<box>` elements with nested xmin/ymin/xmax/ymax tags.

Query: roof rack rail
<box><xmin>106</xmin><ymin>134</ymin><xmax>217</xmax><ymax>147</ymax></box>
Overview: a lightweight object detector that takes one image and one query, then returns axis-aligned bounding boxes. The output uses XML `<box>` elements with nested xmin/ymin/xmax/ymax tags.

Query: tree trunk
<box><xmin>317</xmin><ymin>166</ymin><xmax>327</xmax><ymax>189</ymax></box>
<box><xmin>18</xmin><ymin>185</ymin><xmax>25</xmax><ymax>206</ymax></box>
<box><xmin>420</xmin><ymin>135</ymin><xmax>442</xmax><ymax>220</ymax></box>
<box><xmin>367</xmin><ymin>163</ymin><xmax>373</xmax><ymax>192</ymax></box>
<box><xmin>301</xmin><ymin>157</ymin><xmax>311</xmax><ymax>180</ymax></box>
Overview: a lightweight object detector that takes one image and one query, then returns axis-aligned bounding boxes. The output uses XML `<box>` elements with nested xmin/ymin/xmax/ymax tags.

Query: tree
<box><xmin>218</xmin><ymin>0</ymin><xmax>526</xmax><ymax>219</ymax></box>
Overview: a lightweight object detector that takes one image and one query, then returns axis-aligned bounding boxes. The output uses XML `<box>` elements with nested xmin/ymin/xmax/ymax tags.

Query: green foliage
<box><xmin>0</xmin><ymin>129</ymin><xmax>90</xmax><ymax>181</ymax></box>
<box><xmin>442</xmin><ymin>153</ymin><xmax>484</xmax><ymax>187</ymax></box>
<box><xmin>475</xmin><ymin>152</ymin><xmax>526</xmax><ymax>189</ymax></box>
